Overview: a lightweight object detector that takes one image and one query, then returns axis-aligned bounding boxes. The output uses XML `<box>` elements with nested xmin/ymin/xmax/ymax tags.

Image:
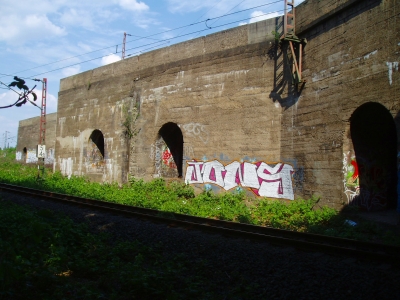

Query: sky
<box><xmin>0</xmin><ymin>0</ymin><xmax>305</xmax><ymax>148</ymax></box>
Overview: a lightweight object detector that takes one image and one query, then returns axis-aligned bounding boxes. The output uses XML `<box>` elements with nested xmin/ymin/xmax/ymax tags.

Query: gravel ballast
<box><xmin>2</xmin><ymin>190</ymin><xmax>400</xmax><ymax>299</ymax></box>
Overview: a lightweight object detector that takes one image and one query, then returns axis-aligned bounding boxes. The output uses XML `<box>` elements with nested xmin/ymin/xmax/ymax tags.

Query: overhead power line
<box><xmin>27</xmin><ymin>9</ymin><xmax>285</xmax><ymax>78</ymax></box>
<box><xmin>2</xmin><ymin>0</ymin><xmax>283</xmax><ymax>79</ymax></box>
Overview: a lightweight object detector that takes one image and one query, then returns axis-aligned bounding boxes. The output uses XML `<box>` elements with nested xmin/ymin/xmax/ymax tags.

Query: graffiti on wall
<box><xmin>45</xmin><ymin>148</ymin><xmax>55</xmax><ymax>164</ymax></box>
<box><xmin>386</xmin><ymin>61</ymin><xmax>398</xmax><ymax>85</ymax></box>
<box><xmin>150</xmin><ymin>137</ymin><xmax>178</xmax><ymax>178</ymax></box>
<box><xmin>59</xmin><ymin>157</ymin><xmax>73</xmax><ymax>179</ymax></box>
<box><xmin>16</xmin><ymin>152</ymin><xmax>22</xmax><ymax>160</ymax></box>
<box><xmin>85</xmin><ymin>140</ymin><xmax>105</xmax><ymax>173</ymax></box>
<box><xmin>343</xmin><ymin>151</ymin><xmax>360</xmax><ymax>203</ymax></box>
<box><xmin>182</xmin><ymin>123</ymin><xmax>209</xmax><ymax>144</ymax></box>
<box><xmin>26</xmin><ymin>150</ymin><xmax>38</xmax><ymax>163</ymax></box>
<box><xmin>185</xmin><ymin>160</ymin><xmax>294</xmax><ymax>200</ymax></box>
<box><xmin>343</xmin><ymin>152</ymin><xmax>388</xmax><ymax>210</ymax></box>
<box><xmin>16</xmin><ymin>148</ymin><xmax>55</xmax><ymax>164</ymax></box>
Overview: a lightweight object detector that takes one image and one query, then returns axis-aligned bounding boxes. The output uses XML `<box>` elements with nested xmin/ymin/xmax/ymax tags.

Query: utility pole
<box><xmin>3</xmin><ymin>131</ymin><xmax>9</xmax><ymax>149</ymax></box>
<box><xmin>36</xmin><ymin>78</ymin><xmax>47</xmax><ymax>179</ymax></box>
<box><xmin>122</xmin><ymin>32</ymin><xmax>132</xmax><ymax>59</ymax></box>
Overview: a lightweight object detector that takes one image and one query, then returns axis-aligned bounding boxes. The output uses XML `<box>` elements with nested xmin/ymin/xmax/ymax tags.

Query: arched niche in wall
<box><xmin>394</xmin><ymin>111</ymin><xmax>400</xmax><ymax>213</ymax></box>
<box><xmin>87</xmin><ymin>129</ymin><xmax>105</xmax><ymax>172</ymax></box>
<box><xmin>349</xmin><ymin>102</ymin><xmax>397</xmax><ymax>211</ymax></box>
<box><xmin>23</xmin><ymin>147</ymin><xmax>27</xmax><ymax>163</ymax></box>
<box><xmin>156</xmin><ymin>122</ymin><xmax>184</xmax><ymax>178</ymax></box>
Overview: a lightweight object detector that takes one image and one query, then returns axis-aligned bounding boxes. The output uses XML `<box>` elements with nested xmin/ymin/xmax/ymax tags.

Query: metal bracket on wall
<box><xmin>281</xmin><ymin>0</ymin><xmax>307</xmax><ymax>86</ymax></box>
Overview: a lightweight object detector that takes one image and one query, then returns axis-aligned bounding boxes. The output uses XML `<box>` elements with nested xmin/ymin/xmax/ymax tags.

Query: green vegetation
<box><xmin>1</xmin><ymin>199</ymin><xmax>263</xmax><ymax>299</ymax></box>
<box><xmin>1</xmin><ymin>148</ymin><xmax>399</xmax><ymax>298</ymax></box>
<box><xmin>0</xmin><ymin>148</ymin><xmax>399</xmax><ymax>246</ymax></box>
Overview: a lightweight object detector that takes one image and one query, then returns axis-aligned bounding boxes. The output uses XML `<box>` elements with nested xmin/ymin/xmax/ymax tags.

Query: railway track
<box><xmin>1</xmin><ymin>182</ymin><xmax>399</xmax><ymax>264</ymax></box>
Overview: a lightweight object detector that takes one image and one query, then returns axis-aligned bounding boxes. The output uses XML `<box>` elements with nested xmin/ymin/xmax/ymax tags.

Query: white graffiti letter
<box><xmin>223</xmin><ymin>161</ymin><xmax>243</xmax><ymax>190</ymax></box>
<box><xmin>257</xmin><ymin>163</ymin><xmax>294</xmax><ymax>200</ymax></box>
<box><xmin>185</xmin><ymin>161</ymin><xmax>204</xmax><ymax>184</ymax></box>
<box><xmin>202</xmin><ymin>160</ymin><xmax>225</xmax><ymax>187</ymax></box>
<box><xmin>241</xmin><ymin>162</ymin><xmax>260</xmax><ymax>189</ymax></box>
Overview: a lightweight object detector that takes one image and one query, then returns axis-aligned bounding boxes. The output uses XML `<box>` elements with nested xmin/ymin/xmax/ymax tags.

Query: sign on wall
<box><xmin>37</xmin><ymin>145</ymin><xmax>46</xmax><ymax>158</ymax></box>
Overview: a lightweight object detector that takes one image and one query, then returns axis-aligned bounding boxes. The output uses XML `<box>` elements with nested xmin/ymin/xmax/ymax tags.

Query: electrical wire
<box><xmin>27</xmin><ymin>9</ymin><xmax>285</xmax><ymax>78</ymax></box>
<box><xmin>149</xmin><ymin>0</ymin><xmax>227</xmax><ymax>53</ymax></box>
<box><xmin>3</xmin><ymin>0</ymin><xmax>283</xmax><ymax>79</ymax></box>
<box><xmin>199</xmin><ymin>0</ymin><xmax>248</xmax><ymax>33</ymax></box>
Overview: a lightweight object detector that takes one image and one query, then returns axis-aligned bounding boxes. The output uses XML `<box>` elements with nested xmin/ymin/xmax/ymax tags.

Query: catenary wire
<box><xmin>28</xmin><ymin>10</ymin><xmax>285</xmax><ymax>78</ymax></box>
<box><xmin>2</xmin><ymin>0</ymin><xmax>283</xmax><ymax>79</ymax></box>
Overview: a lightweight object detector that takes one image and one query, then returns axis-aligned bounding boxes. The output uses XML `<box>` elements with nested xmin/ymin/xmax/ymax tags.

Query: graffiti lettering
<box><xmin>16</xmin><ymin>148</ymin><xmax>55</xmax><ymax>164</ymax></box>
<box><xmin>343</xmin><ymin>152</ymin><xmax>389</xmax><ymax>210</ymax></box>
<box><xmin>343</xmin><ymin>151</ymin><xmax>360</xmax><ymax>204</ymax></box>
<box><xmin>182</xmin><ymin>123</ymin><xmax>209</xmax><ymax>144</ymax></box>
<box><xmin>151</xmin><ymin>137</ymin><xmax>178</xmax><ymax>178</ymax></box>
<box><xmin>185</xmin><ymin>160</ymin><xmax>294</xmax><ymax>200</ymax></box>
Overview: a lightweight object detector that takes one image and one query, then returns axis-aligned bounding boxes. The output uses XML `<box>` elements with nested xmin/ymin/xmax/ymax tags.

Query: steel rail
<box><xmin>0</xmin><ymin>183</ymin><xmax>399</xmax><ymax>264</ymax></box>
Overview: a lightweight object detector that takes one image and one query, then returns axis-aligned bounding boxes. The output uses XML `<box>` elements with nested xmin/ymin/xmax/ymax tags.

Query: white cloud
<box><xmin>31</xmin><ymin>88</ymin><xmax>58</xmax><ymax>112</ymax></box>
<box><xmin>118</xmin><ymin>0</ymin><xmax>149</xmax><ymax>11</ymax></box>
<box><xmin>0</xmin><ymin>15</ymin><xmax>65</xmax><ymax>45</ymax></box>
<box><xmin>238</xmin><ymin>11</ymin><xmax>282</xmax><ymax>26</ymax></box>
<box><xmin>167</xmin><ymin>0</ymin><xmax>216</xmax><ymax>14</ymax></box>
<box><xmin>0</xmin><ymin>87</ymin><xmax>57</xmax><ymax>112</ymax></box>
<box><xmin>167</xmin><ymin>0</ymin><xmax>306</xmax><ymax>17</ymax></box>
<box><xmin>0</xmin><ymin>89</ymin><xmax>21</xmax><ymax>107</ymax></box>
<box><xmin>62</xmin><ymin>66</ymin><xmax>81</xmax><ymax>77</ymax></box>
<box><xmin>59</xmin><ymin>9</ymin><xmax>96</xmax><ymax>30</ymax></box>
<box><xmin>101</xmin><ymin>54</ymin><xmax>122</xmax><ymax>65</ymax></box>
<box><xmin>249</xmin><ymin>11</ymin><xmax>282</xmax><ymax>23</ymax></box>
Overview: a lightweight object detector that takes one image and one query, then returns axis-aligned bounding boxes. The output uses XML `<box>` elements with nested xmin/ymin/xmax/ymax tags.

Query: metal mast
<box><xmin>3</xmin><ymin>131</ymin><xmax>9</xmax><ymax>149</ymax></box>
<box><xmin>122</xmin><ymin>32</ymin><xmax>131</xmax><ymax>59</ymax></box>
<box><xmin>38</xmin><ymin>78</ymin><xmax>47</xmax><ymax>178</ymax></box>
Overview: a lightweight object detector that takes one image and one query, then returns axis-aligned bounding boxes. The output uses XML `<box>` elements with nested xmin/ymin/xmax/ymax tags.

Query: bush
<box><xmin>1</xmin><ymin>149</ymin><xmax>398</xmax><ymax>245</ymax></box>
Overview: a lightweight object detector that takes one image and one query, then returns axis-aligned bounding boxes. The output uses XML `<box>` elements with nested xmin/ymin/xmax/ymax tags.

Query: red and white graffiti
<box><xmin>185</xmin><ymin>160</ymin><xmax>294</xmax><ymax>200</ymax></box>
<box><xmin>162</xmin><ymin>147</ymin><xmax>176</xmax><ymax>169</ymax></box>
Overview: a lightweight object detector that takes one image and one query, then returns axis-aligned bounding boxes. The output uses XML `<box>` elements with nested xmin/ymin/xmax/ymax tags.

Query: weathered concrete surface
<box><xmin>16</xmin><ymin>113</ymin><xmax>57</xmax><ymax>164</ymax></box>
<box><xmin>280</xmin><ymin>0</ymin><xmax>400</xmax><ymax>209</ymax></box>
<box><xmin>56</xmin><ymin>18</ymin><xmax>282</xmax><ymax>186</ymax></box>
<box><xmin>37</xmin><ymin>0</ymin><xmax>399</xmax><ymax>210</ymax></box>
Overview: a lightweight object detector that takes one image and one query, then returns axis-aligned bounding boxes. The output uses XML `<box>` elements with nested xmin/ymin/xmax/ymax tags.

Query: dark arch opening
<box><xmin>89</xmin><ymin>129</ymin><xmax>105</xmax><ymax>158</ymax></box>
<box><xmin>23</xmin><ymin>147</ymin><xmax>27</xmax><ymax>163</ymax></box>
<box><xmin>158</xmin><ymin>122</ymin><xmax>183</xmax><ymax>177</ymax></box>
<box><xmin>350</xmin><ymin>102</ymin><xmax>397</xmax><ymax>210</ymax></box>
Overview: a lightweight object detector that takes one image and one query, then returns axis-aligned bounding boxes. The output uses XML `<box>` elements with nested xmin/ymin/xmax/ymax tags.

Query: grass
<box><xmin>1</xmin><ymin>148</ymin><xmax>399</xmax><ymax>298</ymax></box>
<box><xmin>1</xmin><ymin>199</ymin><xmax>263</xmax><ymax>299</ymax></box>
<box><xmin>1</xmin><ymin>147</ymin><xmax>399</xmax><ymax>246</ymax></box>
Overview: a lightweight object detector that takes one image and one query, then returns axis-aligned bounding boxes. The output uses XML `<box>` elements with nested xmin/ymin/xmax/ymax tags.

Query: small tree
<box><xmin>0</xmin><ymin>76</ymin><xmax>38</xmax><ymax>109</ymax></box>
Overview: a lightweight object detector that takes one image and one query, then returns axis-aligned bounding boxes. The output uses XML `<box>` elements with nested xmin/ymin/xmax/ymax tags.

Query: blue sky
<box><xmin>0</xmin><ymin>0</ymin><xmax>305</xmax><ymax>148</ymax></box>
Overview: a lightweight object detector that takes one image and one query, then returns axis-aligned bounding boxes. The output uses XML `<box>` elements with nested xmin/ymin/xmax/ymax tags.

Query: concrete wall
<box><xmin>49</xmin><ymin>0</ymin><xmax>399</xmax><ymax>210</ymax></box>
<box><xmin>16</xmin><ymin>112</ymin><xmax>57</xmax><ymax>164</ymax></box>
<box><xmin>279</xmin><ymin>0</ymin><xmax>400</xmax><ymax>209</ymax></box>
<box><xmin>56</xmin><ymin>18</ymin><xmax>285</xmax><ymax>189</ymax></box>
